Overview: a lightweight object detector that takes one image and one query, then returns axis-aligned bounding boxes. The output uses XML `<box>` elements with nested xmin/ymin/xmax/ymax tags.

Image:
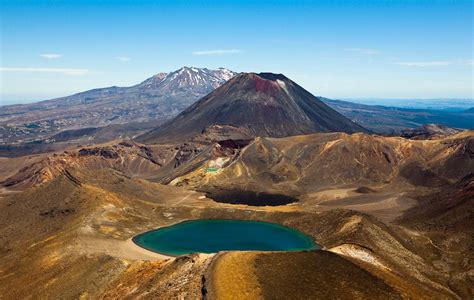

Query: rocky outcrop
<box><xmin>401</xmin><ymin>124</ymin><xmax>461</xmax><ymax>140</ymax></box>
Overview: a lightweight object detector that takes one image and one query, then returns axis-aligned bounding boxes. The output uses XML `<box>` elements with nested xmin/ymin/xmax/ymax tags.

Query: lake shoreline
<box><xmin>132</xmin><ymin>219</ymin><xmax>318</xmax><ymax>256</ymax></box>
<box><xmin>123</xmin><ymin>237</ymin><xmax>174</xmax><ymax>261</ymax></box>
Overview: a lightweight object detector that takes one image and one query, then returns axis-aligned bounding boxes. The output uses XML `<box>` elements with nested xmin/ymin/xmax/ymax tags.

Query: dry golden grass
<box><xmin>209</xmin><ymin>252</ymin><xmax>262</xmax><ymax>300</ymax></box>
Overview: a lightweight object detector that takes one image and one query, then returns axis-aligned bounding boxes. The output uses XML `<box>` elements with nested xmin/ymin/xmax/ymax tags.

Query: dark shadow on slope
<box><xmin>202</xmin><ymin>188</ymin><xmax>298</xmax><ymax>206</ymax></box>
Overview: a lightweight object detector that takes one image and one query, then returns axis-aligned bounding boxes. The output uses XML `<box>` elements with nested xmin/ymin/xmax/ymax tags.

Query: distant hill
<box><xmin>341</xmin><ymin>98</ymin><xmax>474</xmax><ymax>111</ymax></box>
<box><xmin>464</xmin><ymin>107</ymin><xmax>474</xmax><ymax>113</ymax></box>
<box><xmin>322</xmin><ymin>98</ymin><xmax>474</xmax><ymax>133</ymax></box>
<box><xmin>136</xmin><ymin>73</ymin><xmax>368</xmax><ymax>143</ymax></box>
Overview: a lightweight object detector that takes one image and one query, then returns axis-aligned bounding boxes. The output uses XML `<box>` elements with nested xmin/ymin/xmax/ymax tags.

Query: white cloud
<box><xmin>397</xmin><ymin>61</ymin><xmax>451</xmax><ymax>67</ymax></box>
<box><xmin>467</xmin><ymin>59</ymin><xmax>474</xmax><ymax>66</ymax></box>
<box><xmin>40</xmin><ymin>53</ymin><xmax>62</xmax><ymax>59</ymax></box>
<box><xmin>192</xmin><ymin>49</ymin><xmax>243</xmax><ymax>56</ymax></box>
<box><xmin>0</xmin><ymin>67</ymin><xmax>89</xmax><ymax>76</ymax></box>
<box><xmin>115</xmin><ymin>56</ymin><xmax>131</xmax><ymax>62</ymax></box>
<box><xmin>345</xmin><ymin>48</ymin><xmax>381</xmax><ymax>55</ymax></box>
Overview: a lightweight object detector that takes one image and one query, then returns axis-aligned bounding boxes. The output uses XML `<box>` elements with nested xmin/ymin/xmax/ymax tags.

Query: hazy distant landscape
<box><xmin>1</xmin><ymin>67</ymin><xmax>472</xmax><ymax>151</ymax></box>
<box><xmin>0</xmin><ymin>0</ymin><xmax>472</xmax><ymax>299</ymax></box>
<box><xmin>343</xmin><ymin>98</ymin><xmax>474</xmax><ymax>111</ymax></box>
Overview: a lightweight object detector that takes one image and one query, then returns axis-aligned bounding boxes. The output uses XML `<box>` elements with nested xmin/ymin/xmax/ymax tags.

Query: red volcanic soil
<box><xmin>254</xmin><ymin>76</ymin><xmax>279</xmax><ymax>95</ymax></box>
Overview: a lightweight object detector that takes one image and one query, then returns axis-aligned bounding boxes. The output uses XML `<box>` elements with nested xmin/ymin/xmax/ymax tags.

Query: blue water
<box><xmin>133</xmin><ymin>219</ymin><xmax>319</xmax><ymax>256</ymax></box>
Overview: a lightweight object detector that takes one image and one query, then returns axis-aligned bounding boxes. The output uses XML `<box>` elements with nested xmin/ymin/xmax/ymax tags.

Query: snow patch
<box><xmin>276</xmin><ymin>79</ymin><xmax>289</xmax><ymax>95</ymax></box>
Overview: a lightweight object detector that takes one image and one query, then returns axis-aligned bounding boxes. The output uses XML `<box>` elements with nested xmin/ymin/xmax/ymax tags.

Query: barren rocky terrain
<box><xmin>0</xmin><ymin>128</ymin><xmax>472</xmax><ymax>298</ymax></box>
<box><xmin>0</xmin><ymin>71</ymin><xmax>472</xmax><ymax>299</ymax></box>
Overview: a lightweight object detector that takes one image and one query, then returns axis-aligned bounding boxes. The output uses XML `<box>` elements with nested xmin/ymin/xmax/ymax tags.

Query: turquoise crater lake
<box><xmin>132</xmin><ymin>219</ymin><xmax>319</xmax><ymax>256</ymax></box>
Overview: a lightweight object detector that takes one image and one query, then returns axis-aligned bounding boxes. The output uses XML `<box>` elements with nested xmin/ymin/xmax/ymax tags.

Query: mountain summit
<box><xmin>137</xmin><ymin>67</ymin><xmax>236</xmax><ymax>94</ymax></box>
<box><xmin>137</xmin><ymin>72</ymin><xmax>368</xmax><ymax>143</ymax></box>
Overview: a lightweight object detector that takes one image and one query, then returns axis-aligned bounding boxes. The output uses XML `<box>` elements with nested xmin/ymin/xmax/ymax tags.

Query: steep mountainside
<box><xmin>0</xmin><ymin>67</ymin><xmax>236</xmax><ymax>144</ymax></box>
<box><xmin>137</xmin><ymin>73</ymin><xmax>368</xmax><ymax>143</ymax></box>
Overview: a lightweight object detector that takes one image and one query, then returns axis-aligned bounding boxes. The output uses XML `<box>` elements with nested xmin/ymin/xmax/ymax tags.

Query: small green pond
<box><xmin>133</xmin><ymin>219</ymin><xmax>319</xmax><ymax>256</ymax></box>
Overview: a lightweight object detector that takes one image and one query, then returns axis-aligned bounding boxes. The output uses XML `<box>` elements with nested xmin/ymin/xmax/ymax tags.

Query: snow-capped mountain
<box><xmin>138</xmin><ymin>72</ymin><xmax>168</xmax><ymax>89</ymax></box>
<box><xmin>137</xmin><ymin>67</ymin><xmax>237</xmax><ymax>95</ymax></box>
<box><xmin>1</xmin><ymin>67</ymin><xmax>237</xmax><ymax>144</ymax></box>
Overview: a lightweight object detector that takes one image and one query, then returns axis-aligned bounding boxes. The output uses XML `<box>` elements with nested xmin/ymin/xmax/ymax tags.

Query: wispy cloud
<box><xmin>40</xmin><ymin>53</ymin><xmax>62</xmax><ymax>59</ymax></box>
<box><xmin>345</xmin><ymin>48</ymin><xmax>381</xmax><ymax>55</ymax></box>
<box><xmin>192</xmin><ymin>49</ymin><xmax>243</xmax><ymax>56</ymax></box>
<box><xmin>0</xmin><ymin>67</ymin><xmax>89</xmax><ymax>76</ymax></box>
<box><xmin>115</xmin><ymin>56</ymin><xmax>131</xmax><ymax>62</ymax></box>
<box><xmin>467</xmin><ymin>59</ymin><xmax>474</xmax><ymax>66</ymax></box>
<box><xmin>397</xmin><ymin>61</ymin><xmax>451</xmax><ymax>67</ymax></box>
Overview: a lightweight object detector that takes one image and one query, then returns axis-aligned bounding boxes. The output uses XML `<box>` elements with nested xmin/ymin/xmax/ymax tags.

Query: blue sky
<box><xmin>1</xmin><ymin>0</ymin><xmax>472</xmax><ymax>104</ymax></box>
